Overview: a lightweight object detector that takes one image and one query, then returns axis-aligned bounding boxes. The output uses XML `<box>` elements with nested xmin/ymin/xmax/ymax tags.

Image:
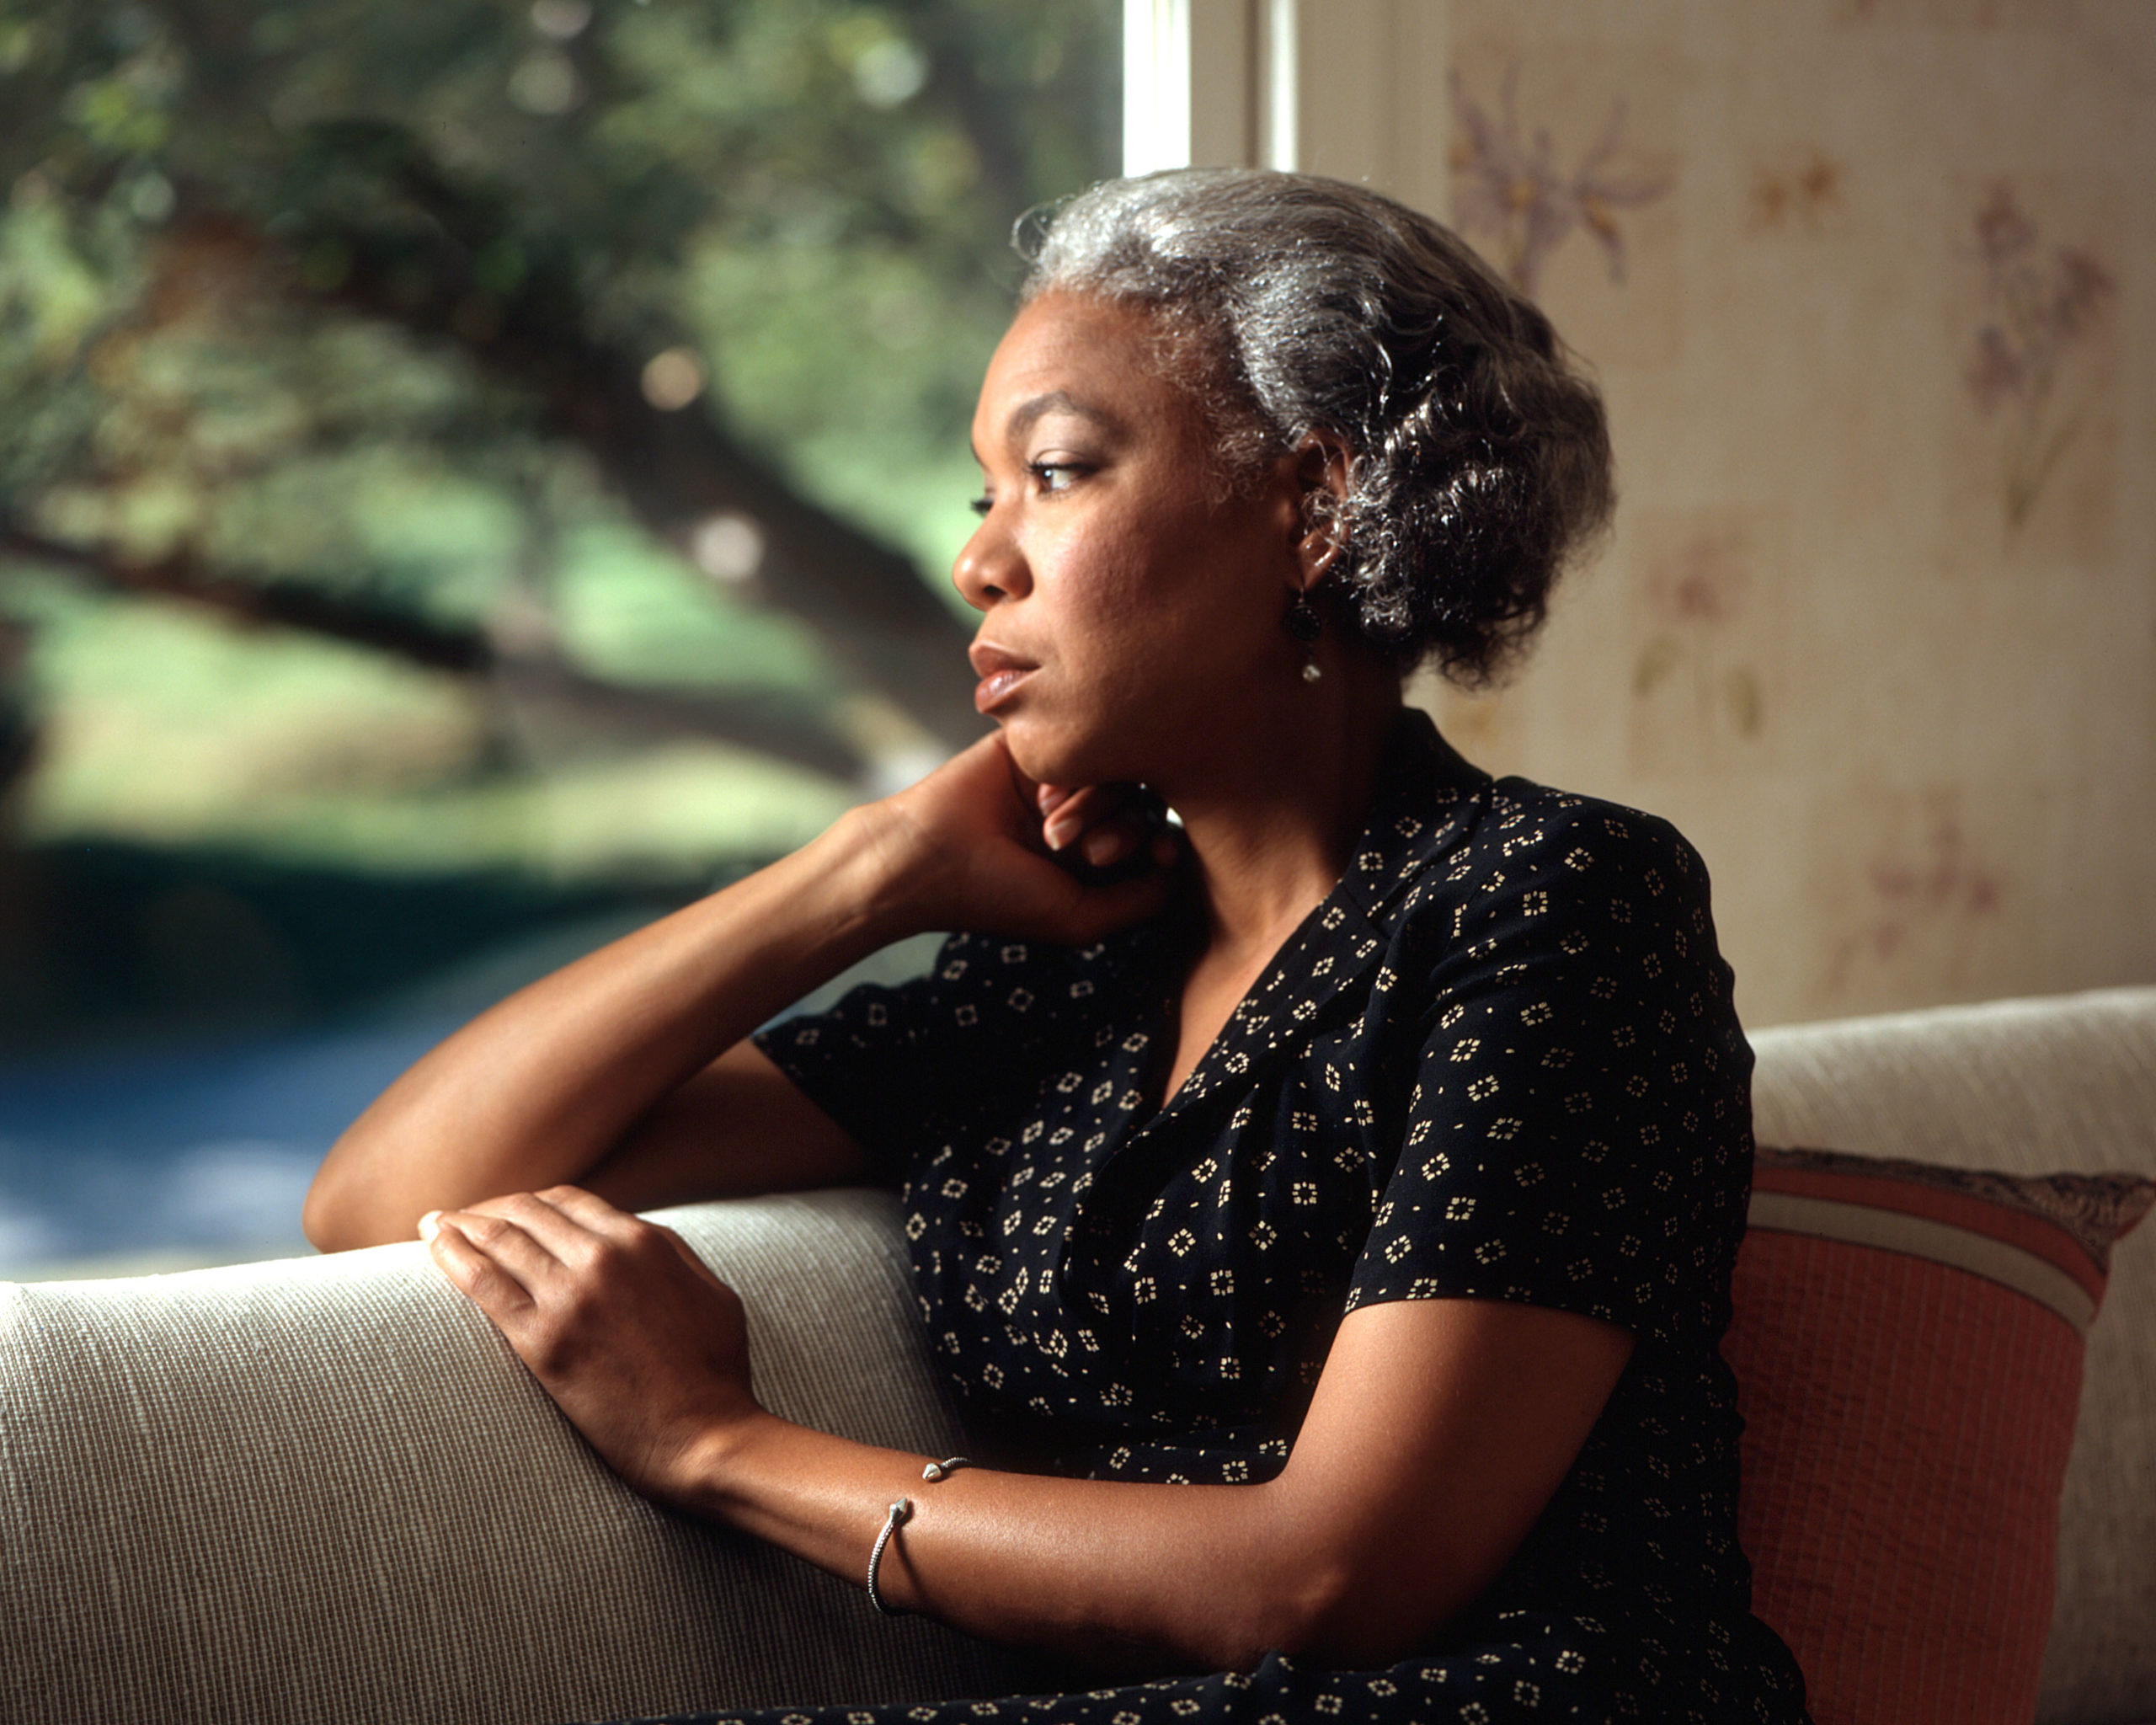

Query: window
<box><xmin>0</xmin><ymin>0</ymin><xmax>1118</xmax><ymax>1274</ymax></box>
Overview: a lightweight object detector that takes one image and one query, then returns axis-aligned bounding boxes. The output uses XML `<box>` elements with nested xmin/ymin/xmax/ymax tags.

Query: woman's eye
<box><xmin>969</xmin><ymin>493</ymin><xmax>994</xmax><ymax>518</ymax></box>
<box><xmin>1029</xmin><ymin>461</ymin><xmax>1083</xmax><ymax>494</ymax></box>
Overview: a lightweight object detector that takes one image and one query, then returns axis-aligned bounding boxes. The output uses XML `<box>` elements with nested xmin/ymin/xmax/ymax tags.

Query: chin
<box><xmin>998</xmin><ymin>716</ymin><xmax>1133</xmax><ymax>794</ymax></box>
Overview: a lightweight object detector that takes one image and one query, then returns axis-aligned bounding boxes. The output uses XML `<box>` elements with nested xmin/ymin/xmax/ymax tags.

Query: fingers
<box><xmin>460</xmin><ymin>1185</ymin><xmax>634</xmax><ymax>1247</ymax></box>
<box><xmin>1038</xmin><ymin>782</ymin><xmax>1180</xmax><ymax>870</ymax></box>
<box><xmin>424</xmin><ymin>1213</ymin><xmax>539</xmax><ymax>1320</ymax></box>
<box><xmin>429</xmin><ymin>1203</ymin><xmax>564</xmax><ymax>1284</ymax></box>
<box><xmin>1022</xmin><ymin>758</ymin><xmax>1139</xmax><ymax>854</ymax></box>
<box><xmin>520</xmin><ymin>1183</ymin><xmax>643</xmax><ymax>1236</ymax></box>
<box><xmin>1036</xmin><ymin>781</ymin><xmax>1101</xmax><ymax>853</ymax></box>
<box><xmin>912</xmin><ymin>735</ymin><xmax>1178</xmax><ymax>872</ymax></box>
<box><xmin>429</xmin><ymin>1187</ymin><xmax>715</xmax><ymax>1297</ymax></box>
<box><xmin>422</xmin><ymin>1188</ymin><xmax>599</xmax><ymax>1300</ymax></box>
<box><xmin>546</xmin><ymin>1195</ymin><xmax>728</xmax><ymax>1295</ymax></box>
<box><xmin>1043</xmin><ymin>846</ymin><xmax>1180</xmax><ymax>945</ymax></box>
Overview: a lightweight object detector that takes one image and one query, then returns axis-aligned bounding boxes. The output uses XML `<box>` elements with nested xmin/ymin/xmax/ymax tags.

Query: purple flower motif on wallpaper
<box><xmin>1449</xmin><ymin>65</ymin><xmax>1671</xmax><ymax>296</ymax></box>
<box><xmin>1963</xmin><ymin>181</ymin><xmax>2116</xmax><ymax>533</ymax></box>
<box><xmin>1828</xmin><ymin>804</ymin><xmax>2005</xmax><ymax>991</ymax></box>
<box><xmin>1632</xmin><ymin>534</ymin><xmax>1763</xmax><ymax>741</ymax></box>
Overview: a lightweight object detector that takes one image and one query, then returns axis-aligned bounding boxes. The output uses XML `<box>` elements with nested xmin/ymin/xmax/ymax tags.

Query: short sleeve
<box><xmin>752</xmin><ymin>931</ymin><xmax>1070</xmax><ymax>1179</ymax></box>
<box><xmin>1348</xmin><ymin>800</ymin><xmax>1754</xmax><ymax>1342</ymax></box>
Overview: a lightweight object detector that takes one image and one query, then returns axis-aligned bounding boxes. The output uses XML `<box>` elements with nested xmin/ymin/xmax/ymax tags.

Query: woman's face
<box><xmin>954</xmin><ymin>291</ymin><xmax>1305</xmax><ymax>791</ymax></box>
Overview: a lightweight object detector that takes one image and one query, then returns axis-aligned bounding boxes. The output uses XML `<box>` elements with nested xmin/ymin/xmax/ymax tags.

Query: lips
<box><xmin>969</xmin><ymin>642</ymin><xmax>1037</xmax><ymax>715</ymax></box>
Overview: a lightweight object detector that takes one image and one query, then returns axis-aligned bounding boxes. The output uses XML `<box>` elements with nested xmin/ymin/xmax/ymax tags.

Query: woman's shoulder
<box><xmin>1372</xmin><ymin>715</ymin><xmax>1712</xmax><ymax>911</ymax></box>
<box><xmin>1374</xmin><ymin>766</ymin><xmax>1739</xmax><ymax>1044</ymax></box>
<box><xmin>1385</xmin><ymin>761</ymin><xmax>1717</xmax><ymax>935</ymax></box>
<box><xmin>1477</xmin><ymin>776</ymin><xmax>1705</xmax><ymax>875</ymax></box>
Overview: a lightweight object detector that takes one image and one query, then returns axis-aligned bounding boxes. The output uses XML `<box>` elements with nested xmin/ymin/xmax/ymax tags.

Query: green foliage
<box><xmin>0</xmin><ymin>0</ymin><xmax>1115</xmax><ymax>1044</ymax></box>
<box><xmin>0</xmin><ymin>0</ymin><xmax>1115</xmax><ymax>840</ymax></box>
<box><xmin>552</xmin><ymin>519</ymin><xmax>830</xmax><ymax>693</ymax></box>
<box><xmin>0</xmin><ymin>0</ymin><xmax>1115</xmax><ymax>559</ymax></box>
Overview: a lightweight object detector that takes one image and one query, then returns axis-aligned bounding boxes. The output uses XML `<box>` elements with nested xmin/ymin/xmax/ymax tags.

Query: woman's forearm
<box><xmin>664</xmin><ymin>1297</ymin><xmax>1629</xmax><ymax>1674</ymax></box>
<box><xmin>306</xmin><ymin>734</ymin><xmax>1180</xmax><ymax>1252</ymax></box>
<box><xmin>303</xmin><ymin>810</ymin><xmax>910</xmax><ymax>1250</ymax></box>
<box><xmin>680</xmin><ymin>1412</ymin><xmax>1320</xmax><ymax>1674</ymax></box>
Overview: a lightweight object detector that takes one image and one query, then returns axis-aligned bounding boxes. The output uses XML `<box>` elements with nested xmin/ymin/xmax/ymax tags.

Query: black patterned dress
<box><xmin>701</xmin><ymin>713</ymin><xmax>1808</xmax><ymax>1724</ymax></box>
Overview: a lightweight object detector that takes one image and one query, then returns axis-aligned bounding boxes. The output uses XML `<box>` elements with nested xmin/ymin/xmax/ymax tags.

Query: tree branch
<box><xmin>260</xmin><ymin>127</ymin><xmax>985</xmax><ymax>755</ymax></box>
<box><xmin>0</xmin><ymin>526</ymin><xmax>869</xmax><ymax>782</ymax></box>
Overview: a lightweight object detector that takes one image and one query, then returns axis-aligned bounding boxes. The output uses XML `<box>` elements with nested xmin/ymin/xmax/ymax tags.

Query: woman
<box><xmin>306</xmin><ymin>169</ymin><xmax>1810</xmax><ymax>1724</ymax></box>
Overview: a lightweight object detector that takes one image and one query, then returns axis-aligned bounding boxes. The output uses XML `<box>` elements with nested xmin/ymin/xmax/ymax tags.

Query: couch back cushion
<box><xmin>0</xmin><ymin>1190</ymin><xmax>1032</xmax><ymax>1725</ymax></box>
<box><xmin>1748</xmin><ymin>987</ymin><xmax>2156</xmax><ymax>1725</ymax></box>
<box><xmin>1727</xmin><ymin>1145</ymin><xmax>2152</xmax><ymax>1725</ymax></box>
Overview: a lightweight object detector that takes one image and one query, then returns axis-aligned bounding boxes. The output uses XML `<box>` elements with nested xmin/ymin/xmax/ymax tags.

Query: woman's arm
<box><xmin>423</xmin><ymin>1184</ymin><xmax>1631</xmax><ymax>1674</ymax></box>
<box><xmin>305</xmin><ymin>737</ymin><xmax>1174</xmax><ymax>1252</ymax></box>
<box><xmin>302</xmin><ymin>830</ymin><xmax>890</xmax><ymax>1252</ymax></box>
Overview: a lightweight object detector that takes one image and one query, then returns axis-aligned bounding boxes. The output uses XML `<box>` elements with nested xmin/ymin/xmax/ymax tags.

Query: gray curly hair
<box><xmin>1017</xmin><ymin>168</ymin><xmax>1614</xmax><ymax>686</ymax></box>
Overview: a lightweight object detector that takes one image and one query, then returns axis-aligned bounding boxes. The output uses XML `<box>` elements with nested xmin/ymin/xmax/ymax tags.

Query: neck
<box><xmin>1157</xmin><ymin>657</ymin><xmax>1405</xmax><ymax>961</ymax></box>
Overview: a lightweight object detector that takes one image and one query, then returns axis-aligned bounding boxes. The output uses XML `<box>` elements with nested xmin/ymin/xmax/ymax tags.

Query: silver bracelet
<box><xmin>867</xmin><ymin>1457</ymin><xmax>972</xmax><ymax>1616</ymax></box>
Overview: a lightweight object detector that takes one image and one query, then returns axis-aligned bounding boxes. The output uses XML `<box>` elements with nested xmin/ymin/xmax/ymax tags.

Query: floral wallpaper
<box><xmin>1625</xmin><ymin>511</ymin><xmax>1778</xmax><ymax>776</ymax></box>
<box><xmin>1961</xmin><ymin>181</ymin><xmax>2116</xmax><ymax>537</ymax></box>
<box><xmin>1448</xmin><ymin>63</ymin><xmax>1670</xmax><ymax>296</ymax></box>
<box><xmin>1822</xmin><ymin>788</ymin><xmax>2009</xmax><ymax>999</ymax></box>
<box><xmin>1412</xmin><ymin>0</ymin><xmax>2154</xmax><ymax>1026</ymax></box>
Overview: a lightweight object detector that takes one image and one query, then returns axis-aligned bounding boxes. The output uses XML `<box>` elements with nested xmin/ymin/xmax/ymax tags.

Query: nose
<box><xmin>951</xmin><ymin>510</ymin><xmax>1029</xmax><ymax>613</ymax></box>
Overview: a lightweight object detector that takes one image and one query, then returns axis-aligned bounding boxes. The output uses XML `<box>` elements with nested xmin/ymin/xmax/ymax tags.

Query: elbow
<box><xmin>302</xmin><ymin>1115</ymin><xmax>428</xmax><ymax>1252</ymax></box>
<box><xmin>1248</xmin><ymin>1557</ymin><xmax>1358</xmax><ymax>1664</ymax></box>
<box><xmin>1198</xmin><ymin>1539</ymin><xmax>1365</xmax><ymax>1670</ymax></box>
<box><xmin>299</xmin><ymin>1174</ymin><xmax>346</xmax><ymax>1252</ymax></box>
<box><xmin>1247</xmin><ymin>1542</ymin><xmax>1484</xmax><ymax>1670</ymax></box>
<box><xmin>301</xmin><ymin>1156</ymin><xmax>383</xmax><ymax>1253</ymax></box>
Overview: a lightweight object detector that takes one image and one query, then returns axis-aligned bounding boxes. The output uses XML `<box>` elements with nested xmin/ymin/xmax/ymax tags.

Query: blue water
<box><xmin>0</xmin><ymin>922</ymin><xmax>941</xmax><ymax>1278</ymax></box>
<box><xmin>0</xmin><ymin>911</ymin><xmax>650</xmax><ymax>1278</ymax></box>
<box><xmin>0</xmin><ymin>1008</ymin><xmax>467</xmax><ymax>1274</ymax></box>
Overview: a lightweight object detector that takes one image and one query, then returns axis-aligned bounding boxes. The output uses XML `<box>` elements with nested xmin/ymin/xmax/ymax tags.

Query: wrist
<box><xmin>669</xmin><ymin>1405</ymin><xmax>792</xmax><ymax>1522</ymax></box>
<box><xmin>823</xmin><ymin>798</ymin><xmax>951</xmax><ymax>943</ymax></box>
<box><xmin>747</xmin><ymin>808</ymin><xmax>905</xmax><ymax>955</ymax></box>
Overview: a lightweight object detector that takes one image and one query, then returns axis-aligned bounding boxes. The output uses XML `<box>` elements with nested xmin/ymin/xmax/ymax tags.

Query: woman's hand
<box><xmin>861</xmin><ymin>732</ymin><xmax>1180</xmax><ymax>946</ymax></box>
<box><xmin>422</xmin><ymin>1185</ymin><xmax>759</xmax><ymax>1510</ymax></box>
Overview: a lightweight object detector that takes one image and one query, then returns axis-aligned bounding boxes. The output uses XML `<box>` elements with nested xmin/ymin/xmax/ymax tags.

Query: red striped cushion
<box><xmin>1726</xmin><ymin>1146</ymin><xmax>2153</xmax><ymax>1725</ymax></box>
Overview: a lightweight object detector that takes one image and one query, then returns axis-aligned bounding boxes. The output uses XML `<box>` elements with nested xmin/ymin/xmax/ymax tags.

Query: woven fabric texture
<box><xmin>1729</xmin><ymin>1149</ymin><xmax>2153</xmax><ymax>1725</ymax></box>
<box><xmin>0</xmin><ymin>1188</ymin><xmax>1031</xmax><ymax>1725</ymax></box>
<box><xmin>1749</xmin><ymin>986</ymin><xmax>2156</xmax><ymax>1725</ymax></box>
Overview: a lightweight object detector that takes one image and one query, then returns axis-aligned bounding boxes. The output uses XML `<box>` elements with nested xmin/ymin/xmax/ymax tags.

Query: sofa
<box><xmin>3</xmin><ymin>985</ymin><xmax>2153</xmax><ymax>1725</ymax></box>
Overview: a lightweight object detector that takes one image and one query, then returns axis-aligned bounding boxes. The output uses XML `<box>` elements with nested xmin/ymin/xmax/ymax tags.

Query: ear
<box><xmin>1290</xmin><ymin>430</ymin><xmax>1354</xmax><ymax>588</ymax></box>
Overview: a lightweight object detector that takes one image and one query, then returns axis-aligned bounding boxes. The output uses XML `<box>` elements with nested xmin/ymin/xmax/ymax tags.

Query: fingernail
<box><xmin>418</xmin><ymin>1211</ymin><xmax>442</xmax><ymax>1242</ymax></box>
<box><xmin>1036</xmin><ymin>783</ymin><xmax>1066</xmax><ymax>814</ymax></box>
<box><xmin>1082</xmin><ymin>829</ymin><xmax>1124</xmax><ymax>867</ymax></box>
<box><xmin>1044</xmin><ymin>815</ymin><xmax>1076</xmax><ymax>851</ymax></box>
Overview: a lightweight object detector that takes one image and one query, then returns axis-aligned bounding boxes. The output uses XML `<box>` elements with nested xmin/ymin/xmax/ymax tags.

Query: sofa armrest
<box><xmin>0</xmin><ymin>1188</ymin><xmax>1032</xmax><ymax>1725</ymax></box>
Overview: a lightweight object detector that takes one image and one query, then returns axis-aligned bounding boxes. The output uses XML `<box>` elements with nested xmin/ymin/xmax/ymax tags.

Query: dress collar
<box><xmin>1133</xmin><ymin>709</ymin><xmax>1489</xmax><ymax>1119</ymax></box>
<box><xmin>1331</xmin><ymin>707</ymin><xmax>1490</xmax><ymax>931</ymax></box>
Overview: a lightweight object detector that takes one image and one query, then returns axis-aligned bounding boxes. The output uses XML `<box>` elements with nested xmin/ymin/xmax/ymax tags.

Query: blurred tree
<box><xmin>0</xmin><ymin>0</ymin><xmax>1118</xmax><ymax>791</ymax></box>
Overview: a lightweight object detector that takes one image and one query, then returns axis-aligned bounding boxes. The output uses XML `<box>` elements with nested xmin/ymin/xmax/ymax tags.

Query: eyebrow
<box><xmin>972</xmin><ymin>390</ymin><xmax>1123</xmax><ymax>467</ymax></box>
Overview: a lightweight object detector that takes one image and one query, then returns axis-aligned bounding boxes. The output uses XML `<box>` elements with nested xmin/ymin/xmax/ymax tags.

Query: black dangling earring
<box><xmin>1282</xmin><ymin>588</ymin><xmax>1324</xmax><ymax>683</ymax></box>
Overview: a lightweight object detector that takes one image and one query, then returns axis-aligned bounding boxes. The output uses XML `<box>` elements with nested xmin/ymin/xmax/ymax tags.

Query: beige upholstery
<box><xmin>2</xmin><ymin>988</ymin><xmax>2149</xmax><ymax>1724</ymax></box>
<box><xmin>0</xmin><ymin>1189</ymin><xmax>1030</xmax><ymax>1725</ymax></box>
<box><xmin>1751</xmin><ymin>986</ymin><xmax>2156</xmax><ymax>1725</ymax></box>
